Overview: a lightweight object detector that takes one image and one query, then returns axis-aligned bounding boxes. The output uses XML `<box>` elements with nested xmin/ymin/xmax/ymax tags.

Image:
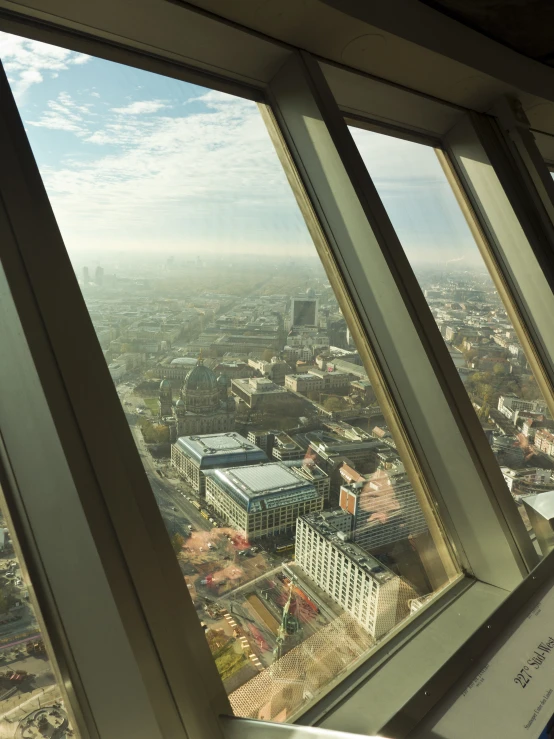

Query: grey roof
<box><xmin>170</xmin><ymin>357</ymin><xmax>198</xmax><ymax>366</ymax></box>
<box><xmin>173</xmin><ymin>432</ymin><xmax>268</xmax><ymax>469</ymax></box>
<box><xmin>206</xmin><ymin>462</ymin><xmax>320</xmax><ymax>513</ymax></box>
<box><xmin>300</xmin><ymin>511</ymin><xmax>397</xmax><ymax>584</ymax></box>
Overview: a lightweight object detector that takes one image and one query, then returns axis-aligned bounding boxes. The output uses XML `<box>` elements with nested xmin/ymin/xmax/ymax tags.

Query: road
<box><xmin>128</xmin><ymin>423</ymin><xmax>212</xmax><ymax>535</ymax></box>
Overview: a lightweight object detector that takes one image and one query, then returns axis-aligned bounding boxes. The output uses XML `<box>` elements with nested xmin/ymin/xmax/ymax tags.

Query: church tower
<box><xmin>158</xmin><ymin>378</ymin><xmax>173</xmax><ymax>419</ymax></box>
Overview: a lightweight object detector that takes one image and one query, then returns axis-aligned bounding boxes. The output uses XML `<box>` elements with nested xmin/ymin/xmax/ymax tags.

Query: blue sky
<box><xmin>0</xmin><ymin>31</ymin><xmax>480</xmax><ymax>265</ymax></box>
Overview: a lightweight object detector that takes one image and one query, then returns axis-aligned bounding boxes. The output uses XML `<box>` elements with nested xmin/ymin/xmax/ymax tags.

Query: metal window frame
<box><xmin>0</xmin><ymin>60</ymin><xmax>230</xmax><ymax>739</ymax></box>
<box><xmin>0</xmin><ymin>11</ymin><xmax>551</xmax><ymax>739</ymax></box>
<box><xmin>443</xmin><ymin>112</ymin><xmax>554</xmax><ymax>420</ymax></box>
<box><xmin>265</xmin><ymin>51</ymin><xmax>537</xmax><ymax>591</ymax></box>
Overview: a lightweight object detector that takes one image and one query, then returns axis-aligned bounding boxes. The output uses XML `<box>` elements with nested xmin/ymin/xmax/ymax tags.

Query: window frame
<box><xmin>0</xmin><ymin>9</ymin><xmax>553</xmax><ymax>738</ymax></box>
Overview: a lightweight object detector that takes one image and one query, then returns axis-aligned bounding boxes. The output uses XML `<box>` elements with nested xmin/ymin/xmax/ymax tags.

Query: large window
<box><xmin>0</xmin><ymin>33</ymin><xmax>459</xmax><ymax>722</ymax></box>
<box><xmin>351</xmin><ymin>127</ymin><xmax>553</xmax><ymax>551</ymax></box>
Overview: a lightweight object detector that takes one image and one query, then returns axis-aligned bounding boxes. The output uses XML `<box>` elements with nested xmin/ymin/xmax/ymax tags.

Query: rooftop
<box><xmin>173</xmin><ymin>432</ymin><xmax>268</xmax><ymax>468</ymax></box>
<box><xmin>206</xmin><ymin>462</ymin><xmax>320</xmax><ymax>512</ymax></box>
<box><xmin>300</xmin><ymin>511</ymin><xmax>397</xmax><ymax>585</ymax></box>
<box><xmin>232</xmin><ymin>377</ymin><xmax>288</xmax><ymax>395</ymax></box>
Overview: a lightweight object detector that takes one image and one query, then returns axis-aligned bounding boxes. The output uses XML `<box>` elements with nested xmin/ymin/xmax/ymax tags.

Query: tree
<box><xmin>262</xmin><ymin>349</ymin><xmax>274</xmax><ymax>362</ymax></box>
<box><xmin>493</xmin><ymin>363</ymin><xmax>505</xmax><ymax>376</ymax></box>
<box><xmin>139</xmin><ymin>419</ymin><xmax>170</xmax><ymax>444</ymax></box>
<box><xmin>171</xmin><ymin>533</ymin><xmax>185</xmax><ymax>554</ymax></box>
<box><xmin>323</xmin><ymin>396</ymin><xmax>346</xmax><ymax>412</ymax></box>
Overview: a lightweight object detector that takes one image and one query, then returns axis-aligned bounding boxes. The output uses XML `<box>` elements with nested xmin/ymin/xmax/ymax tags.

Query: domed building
<box><xmin>169</xmin><ymin>357</ymin><xmax>235</xmax><ymax>437</ymax></box>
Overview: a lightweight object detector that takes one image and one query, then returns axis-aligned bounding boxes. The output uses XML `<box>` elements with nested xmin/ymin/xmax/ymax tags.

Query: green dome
<box><xmin>183</xmin><ymin>361</ymin><xmax>218</xmax><ymax>393</ymax></box>
<box><xmin>160</xmin><ymin>378</ymin><xmax>171</xmax><ymax>390</ymax></box>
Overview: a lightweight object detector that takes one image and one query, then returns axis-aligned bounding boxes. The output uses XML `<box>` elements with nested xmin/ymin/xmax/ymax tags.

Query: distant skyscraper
<box><xmin>82</xmin><ymin>266</ymin><xmax>90</xmax><ymax>286</ymax></box>
<box><xmin>291</xmin><ymin>297</ymin><xmax>318</xmax><ymax>327</ymax></box>
<box><xmin>95</xmin><ymin>266</ymin><xmax>104</xmax><ymax>286</ymax></box>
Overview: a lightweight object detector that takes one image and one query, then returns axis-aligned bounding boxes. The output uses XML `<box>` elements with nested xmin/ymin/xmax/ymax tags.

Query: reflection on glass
<box><xmin>0</xmin><ymin>495</ymin><xmax>73</xmax><ymax>737</ymax></box>
<box><xmin>351</xmin><ymin>127</ymin><xmax>554</xmax><ymax>552</ymax></box>
<box><xmin>1</xmin><ymin>31</ymin><xmax>456</xmax><ymax>721</ymax></box>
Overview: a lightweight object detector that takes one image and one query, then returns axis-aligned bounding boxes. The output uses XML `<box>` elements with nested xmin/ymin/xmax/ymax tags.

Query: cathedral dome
<box><xmin>217</xmin><ymin>373</ymin><xmax>229</xmax><ymax>387</ymax></box>
<box><xmin>175</xmin><ymin>397</ymin><xmax>185</xmax><ymax>407</ymax></box>
<box><xmin>183</xmin><ymin>360</ymin><xmax>218</xmax><ymax>393</ymax></box>
<box><xmin>160</xmin><ymin>378</ymin><xmax>171</xmax><ymax>391</ymax></box>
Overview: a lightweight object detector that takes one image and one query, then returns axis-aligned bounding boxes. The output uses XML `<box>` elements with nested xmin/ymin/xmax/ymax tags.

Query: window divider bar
<box><xmin>444</xmin><ymin>112</ymin><xmax>554</xmax><ymax>422</ymax></box>
<box><xmin>265</xmin><ymin>51</ymin><xmax>537</xmax><ymax>593</ymax></box>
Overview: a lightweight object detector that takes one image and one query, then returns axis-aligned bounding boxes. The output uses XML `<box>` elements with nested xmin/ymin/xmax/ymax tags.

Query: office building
<box><xmin>204</xmin><ymin>462</ymin><xmax>324</xmax><ymax>540</ymax></box>
<box><xmin>231</xmin><ymin>377</ymin><xmax>290</xmax><ymax>409</ymax></box>
<box><xmin>291</xmin><ymin>296</ymin><xmax>318</xmax><ymax>328</ymax></box>
<box><xmin>296</xmin><ymin>512</ymin><xmax>414</xmax><ymax>638</ymax></box>
<box><xmin>339</xmin><ymin>469</ymin><xmax>428</xmax><ymax>551</ymax></box>
<box><xmin>171</xmin><ymin>432</ymin><xmax>268</xmax><ymax>495</ymax></box>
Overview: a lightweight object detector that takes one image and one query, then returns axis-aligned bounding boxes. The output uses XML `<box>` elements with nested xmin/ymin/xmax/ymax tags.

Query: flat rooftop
<box><xmin>300</xmin><ymin>511</ymin><xmax>397</xmax><ymax>585</ymax></box>
<box><xmin>173</xmin><ymin>432</ymin><xmax>268</xmax><ymax>468</ymax></box>
<box><xmin>206</xmin><ymin>462</ymin><xmax>320</xmax><ymax>512</ymax></box>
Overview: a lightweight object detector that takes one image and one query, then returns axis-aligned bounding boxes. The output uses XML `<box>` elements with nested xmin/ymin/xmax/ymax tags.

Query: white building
<box><xmin>498</xmin><ymin>394</ymin><xmax>547</xmax><ymax>420</ymax></box>
<box><xmin>296</xmin><ymin>512</ymin><xmax>413</xmax><ymax>638</ymax></box>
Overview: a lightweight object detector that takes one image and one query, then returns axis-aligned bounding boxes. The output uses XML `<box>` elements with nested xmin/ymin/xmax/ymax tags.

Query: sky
<box><xmin>0</xmin><ymin>31</ymin><xmax>481</xmax><ymax>265</ymax></box>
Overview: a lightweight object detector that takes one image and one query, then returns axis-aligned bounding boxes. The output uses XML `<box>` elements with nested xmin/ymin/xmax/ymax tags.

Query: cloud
<box><xmin>26</xmin><ymin>91</ymin><xmax>94</xmax><ymax>135</ymax></box>
<box><xmin>0</xmin><ymin>32</ymin><xmax>89</xmax><ymax>100</ymax></box>
<box><xmin>111</xmin><ymin>100</ymin><xmax>168</xmax><ymax>115</ymax></box>
<box><xmin>30</xmin><ymin>89</ymin><xmax>313</xmax><ymax>255</ymax></box>
<box><xmin>349</xmin><ymin>126</ymin><xmax>478</xmax><ymax>263</ymax></box>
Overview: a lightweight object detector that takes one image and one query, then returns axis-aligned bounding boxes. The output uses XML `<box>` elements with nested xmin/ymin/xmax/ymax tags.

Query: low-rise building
<box><xmin>204</xmin><ymin>462</ymin><xmax>324</xmax><ymax>540</ymax></box>
<box><xmin>171</xmin><ymin>432</ymin><xmax>268</xmax><ymax>495</ymax></box>
<box><xmin>289</xmin><ymin>462</ymin><xmax>331</xmax><ymax>502</ymax></box>
<box><xmin>231</xmin><ymin>377</ymin><xmax>289</xmax><ymax>409</ymax></box>
<box><xmin>271</xmin><ymin>432</ymin><xmax>305</xmax><ymax>461</ymax></box>
<box><xmin>296</xmin><ymin>511</ymin><xmax>414</xmax><ymax>638</ymax></box>
<box><xmin>248</xmin><ymin>357</ymin><xmax>291</xmax><ymax>385</ymax></box>
<box><xmin>285</xmin><ymin>373</ymin><xmax>324</xmax><ymax>393</ymax></box>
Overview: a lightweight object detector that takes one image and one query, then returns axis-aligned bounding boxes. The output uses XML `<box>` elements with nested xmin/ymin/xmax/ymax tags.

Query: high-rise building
<box><xmin>290</xmin><ymin>297</ymin><xmax>318</xmax><ymax>328</ymax></box>
<box><xmin>82</xmin><ymin>266</ymin><xmax>90</xmax><ymax>286</ymax></box>
<box><xmin>339</xmin><ymin>468</ymin><xmax>428</xmax><ymax>551</ymax></box>
<box><xmin>95</xmin><ymin>266</ymin><xmax>104</xmax><ymax>286</ymax></box>
<box><xmin>296</xmin><ymin>512</ymin><xmax>415</xmax><ymax>638</ymax></box>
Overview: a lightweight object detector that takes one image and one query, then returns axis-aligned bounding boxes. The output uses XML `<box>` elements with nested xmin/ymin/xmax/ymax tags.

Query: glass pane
<box><xmin>1</xmin><ymin>31</ymin><xmax>457</xmax><ymax>721</ymax></box>
<box><xmin>0</xmin><ymin>488</ymin><xmax>75</xmax><ymax>736</ymax></box>
<box><xmin>350</xmin><ymin>127</ymin><xmax>553</xmax><ymax>554</ymax></box>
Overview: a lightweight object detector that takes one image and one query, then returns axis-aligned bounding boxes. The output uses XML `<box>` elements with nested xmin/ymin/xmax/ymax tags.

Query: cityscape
<box><xmin>71</xmin><ymin>253</ymin><xmax>554</xmax><ymax>718</ymax></box>
<box><xmin>1</xmin><ymin>29</ymin><xmax>553</xmax><ymax>727</ymax></box>
<box><xmin>0</xmin><ymin>250</ymin><xmax>552</xmax><ymax>726</ymax></box>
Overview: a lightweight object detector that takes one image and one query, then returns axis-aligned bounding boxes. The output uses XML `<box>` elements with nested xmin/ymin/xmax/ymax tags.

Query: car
<box><xmin>172</xmin><ymin>507</ymin><xmax>177</xmax><ymax>511</ymax></box>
